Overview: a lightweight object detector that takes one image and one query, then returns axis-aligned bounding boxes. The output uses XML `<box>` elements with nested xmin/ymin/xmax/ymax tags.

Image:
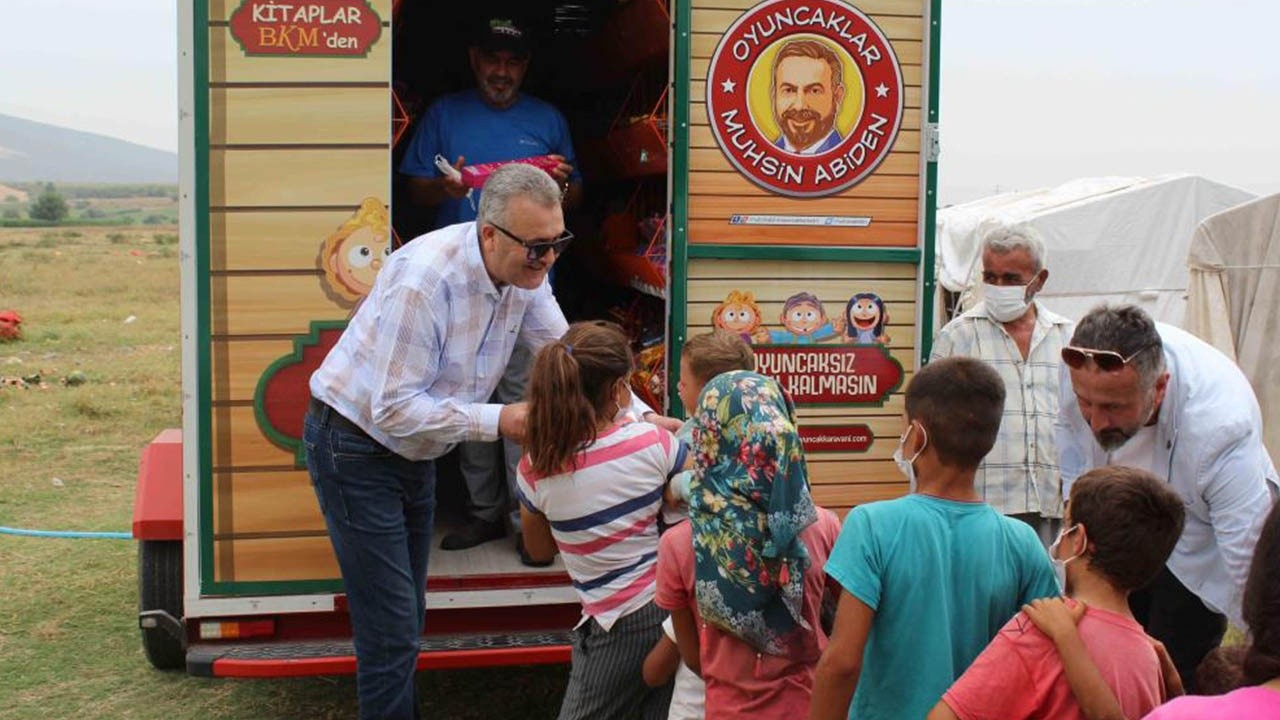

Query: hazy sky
<box><xmin>2</xmin><ymin>0</ymin><xmax>1277</xmax><ymax>204</ymax></box>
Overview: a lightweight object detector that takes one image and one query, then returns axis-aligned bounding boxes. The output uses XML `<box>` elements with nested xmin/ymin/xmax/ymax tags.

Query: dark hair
<box><xmin>843</xmin><ymin>292</ymin><xmax>888</xmax><ymax>341</ymax></box>
<box><xmin>905</xmin><ymin>357</ymin><xmax>1005</xmax><ymax>468</ymax></box>
<box><xmin>1068</xmin><ymin>467</ymin><xmax>1185</xmax><ymax>591</ymax></box>
<box><xmin>1193</xmin><ymin>646</ymin><xmax>1247</xmax><ymax>695</ymax></box>
<box><xmin>526</xmin><ymin>321</ymin><xmax>634</xmax><ymax>476</ymax></box>
<box><xmin>681</xmin><ymin>330</ymin><xmax>755</xmax><ymax>385</ymax></box>
<box><xmin>1070</xmin><ymin>304</ymin><xmax>1166</xmax><ymax>389</ymax></box>
<box><xmin>1242</xmin><ymin>500</ymin><xmax>1280</xmax><ymax>686</ymax></box>
<box><xmin>773</xmin><ymin>38</ymin><xmax>843</xmax><ymax>89</ymax></box>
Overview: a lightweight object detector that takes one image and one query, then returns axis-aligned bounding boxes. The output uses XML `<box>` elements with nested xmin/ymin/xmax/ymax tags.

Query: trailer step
<box><xmin>188</xmin><ymin>630</ymin><xmax>573</xmax><ymax>677</ymax></box>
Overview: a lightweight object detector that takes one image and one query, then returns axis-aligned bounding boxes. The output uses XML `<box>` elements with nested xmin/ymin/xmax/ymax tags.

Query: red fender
<box><xmin>133</xmin><ymin>429</ymin><xmax>184</xmax><ymax>540</ymax></box>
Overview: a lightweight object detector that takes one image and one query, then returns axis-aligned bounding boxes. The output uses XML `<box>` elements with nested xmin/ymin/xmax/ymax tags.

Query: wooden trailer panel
<box><xmin>200</xmin><ymin>0</ymin><xmax>392</xmax><ymax>589</ymax></box>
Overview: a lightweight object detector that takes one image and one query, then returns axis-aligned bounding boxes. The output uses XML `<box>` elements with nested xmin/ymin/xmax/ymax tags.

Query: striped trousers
<box><xmin>558</xmin><ymin>600</ymin><xmax>674</xmax><ymax>720</ymax></box>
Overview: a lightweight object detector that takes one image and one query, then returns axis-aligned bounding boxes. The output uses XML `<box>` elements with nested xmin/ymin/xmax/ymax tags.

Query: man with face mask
<box><xmin>1056</xmin><ymin>304</ymin><xmax>1279</xmax><ymax>690</ymax></box>
<box><xmin>930</xmin><ymin>224</ymin><xmax>1073</xmax><ymax>547</ymax></box>
<box><xmin>399</xmin><ymin>16</ymin><xmax>583</xmax><ymax>555</ymax></box>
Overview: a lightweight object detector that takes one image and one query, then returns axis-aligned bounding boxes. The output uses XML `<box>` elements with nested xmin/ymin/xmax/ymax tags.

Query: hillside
<box><xmin>0</xmin><ymin>113</ymin><xmax>176</xmax><ymax>184</ymax></box>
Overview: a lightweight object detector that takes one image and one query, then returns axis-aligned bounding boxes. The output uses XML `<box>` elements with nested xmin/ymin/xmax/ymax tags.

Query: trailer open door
<box><xmin>669</xmin><ymin>0</ymin><xmax>940</xmax><ymax>516</ymax></box>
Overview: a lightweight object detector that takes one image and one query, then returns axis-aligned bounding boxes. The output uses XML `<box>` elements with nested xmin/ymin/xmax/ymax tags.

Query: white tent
<box><xmin>1186</xmin><ymin>193</ymin><xmax>1280</xmax><ymax>464</ymax></box>
<box><xmin>936</xmin><ymin>174</ymin><xmax>1256</xmax><ymax>327</ymax></box>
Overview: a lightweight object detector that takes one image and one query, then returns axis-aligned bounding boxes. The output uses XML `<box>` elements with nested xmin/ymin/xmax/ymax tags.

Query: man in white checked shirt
<box><xmin>304</xmin><ymin>164</ymin><xmax>672</xmax><ymax>719</ymax></box>
<box><xmin>930</xmin><ymin>224</ymin><xmax>1073</xmax><ymax>547</ymax></box>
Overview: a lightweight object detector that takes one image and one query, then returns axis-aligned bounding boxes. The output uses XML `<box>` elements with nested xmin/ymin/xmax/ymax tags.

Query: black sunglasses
<box><xmin>1061</xmin><ymin>343</ymin><xmax>1155</xmax><ymax>372</ymax></box>
<box><xmin>489</xmin><ymin>222</ymin><xmax>574</xmax><ymax>261</ymax></box>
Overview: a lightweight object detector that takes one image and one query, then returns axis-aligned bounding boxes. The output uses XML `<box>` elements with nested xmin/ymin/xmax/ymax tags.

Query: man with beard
<box><xmin>770</xmin><ymin>38</ymin><xmax>846</xmax><ymax>155</ymax></box>
<box><xmin>1056</xmin><ymin>304</ymin><xmax>1278</xmax><ymax>689</ymax></box>
<box><xmin>401</xmin><ymin>17</ymin><xmax>581</xmax><ymax>227</ymax></box>
<box><xmin>399</xmin><ymin>17</ymin><xmax>584</xmax><ymax>558</ymax></box>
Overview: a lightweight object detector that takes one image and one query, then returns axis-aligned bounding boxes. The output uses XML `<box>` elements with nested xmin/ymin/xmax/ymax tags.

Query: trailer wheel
<box><xmin>138</xmin><ymin>540</ymin><xmax>185</xmax><ymax>670</ymax></box>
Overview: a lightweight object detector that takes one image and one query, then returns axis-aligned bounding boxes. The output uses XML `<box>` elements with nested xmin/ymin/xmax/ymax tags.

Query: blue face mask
<box><xmin>893</xmin><ymin>422</ymin><xmax>927</xmax><ymax>492</ymax></box>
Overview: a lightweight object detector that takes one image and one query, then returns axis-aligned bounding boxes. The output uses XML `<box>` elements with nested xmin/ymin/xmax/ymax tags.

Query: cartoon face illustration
<box><xmin>844</xmin><ymin>292</ymin><xmax>890</xmax><ymax>345</ymax></box>
<box><xmin>320</xmin><ymin>198</ymin><xmax>391</xmax><ymax>304</ymax></box>
<box><xmin>780</xmin><ymin>292</ymin><xmax>827</xmax><ymax>336</ymax></box>
<box><xmin>712</xmin><ymin>290</ymin><xmax>764</xmax><ymax>336</ymax></box>
<box><xmin>771</xmin><ymin>38</ymin><xmax>846</xmax><ymax>154</ymax></box>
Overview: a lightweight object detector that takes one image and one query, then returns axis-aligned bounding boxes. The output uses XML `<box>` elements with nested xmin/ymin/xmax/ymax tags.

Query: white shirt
<box><xmin>662</xmin><ymin>616</ymin><xmax>706</xmax><ymax>720</ymax></box>
<box><xmin>310</xmin><ymin>222</ymin><xmax>568</xmax><ymax>460</ymax></box>
<box><xmin>1107</xmin><ymin>425</ymin><xmax>1159</xmax><ymax>476</ymax></box>
<box><xmin>1057</xmin><ymin>323</ymin><xmax>1280</xmax><ymax>625</ymax></box>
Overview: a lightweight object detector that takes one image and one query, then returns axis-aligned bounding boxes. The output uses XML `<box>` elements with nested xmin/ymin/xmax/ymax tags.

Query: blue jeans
<box><xmin>304</xmin><ymin>405</ymin><xmax>436</xmax><ymax>720</ymax></box>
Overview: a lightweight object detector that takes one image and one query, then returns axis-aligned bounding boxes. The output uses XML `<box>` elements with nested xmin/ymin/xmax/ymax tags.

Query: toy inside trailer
<box><xmin>139</xmin><ymin>0</ymin><xmax>938</xmax><ymax>676</ymax></box>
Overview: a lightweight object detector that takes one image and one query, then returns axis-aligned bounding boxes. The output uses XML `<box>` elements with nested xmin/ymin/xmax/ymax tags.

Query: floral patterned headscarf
<box><xmin>689</xmin><ymin>370</ymin><xmax>819</xmax><ymax>657</ymax></box>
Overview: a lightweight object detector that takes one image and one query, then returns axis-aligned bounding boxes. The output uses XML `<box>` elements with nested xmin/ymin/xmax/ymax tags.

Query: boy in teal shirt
<box><xmin>810</xmin><ymin>357</ymin><xmax>1059</xmax><ymax>720</ymax></box>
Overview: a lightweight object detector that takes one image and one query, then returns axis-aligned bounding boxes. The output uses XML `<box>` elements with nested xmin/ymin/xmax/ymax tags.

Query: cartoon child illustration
<box><xmin>712</xmin><ymin>290</ymin><xmax>770</xmax><ymax>344</ymax></box>
<box><xmin>319</xmin><ymin>198</ymin><xmax>391</xmax><ymax>305</ymax></box>
<box><xmin>767</xmin><ymin>291</ymin><xmax>838</xmax><ymax>344</ymax></box>
<box><xmin>843</xmin><ymin>292</ymin><xmax>891</xmax><ymax>345</ymax></box>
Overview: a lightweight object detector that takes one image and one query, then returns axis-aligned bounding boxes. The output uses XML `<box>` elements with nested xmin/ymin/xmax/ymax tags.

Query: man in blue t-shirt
<box><xmin>399</xmin><ymin>17</ymin><xmax>582</xmax><ymax>557</ymax></box>
<box><xmin>400</xmin><ymin>17</ymin><xmax>582</xmax><ymax>228</ymax></box>
<box><xmin>809</xmin><ymin>357</ymin><xmax>1059</xmax><ymax>720</ymax></box>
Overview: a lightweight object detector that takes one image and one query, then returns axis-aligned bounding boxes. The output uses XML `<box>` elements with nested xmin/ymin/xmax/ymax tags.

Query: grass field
<box><xmin>0</xmin><ymin>226</ymin><xmax>568</xmax><ymax>719</ymax></box>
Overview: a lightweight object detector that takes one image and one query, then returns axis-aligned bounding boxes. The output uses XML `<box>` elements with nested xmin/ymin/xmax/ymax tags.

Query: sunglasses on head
<box><xmin>1061</xmin><ymin>343</ymin><xmax>1155</xmax><ymax>372</ymax></box>
<box><xmin>489</xmin><ymin>222</ymin><xmax>574</xmax><ymax>261</ymax></box>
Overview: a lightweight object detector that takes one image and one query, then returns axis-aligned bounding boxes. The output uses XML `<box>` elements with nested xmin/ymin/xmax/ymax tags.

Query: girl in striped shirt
<box><xmin>517</xmin><ymin>321</ymin><xmax>688</xmax><ymax>720</ymax></box>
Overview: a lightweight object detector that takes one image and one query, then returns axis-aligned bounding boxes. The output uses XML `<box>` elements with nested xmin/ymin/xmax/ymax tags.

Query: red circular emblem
<box><xmin>706</xmin><ymin>0</ymin><xmax>904</xmax><ymax>198</ymax></box>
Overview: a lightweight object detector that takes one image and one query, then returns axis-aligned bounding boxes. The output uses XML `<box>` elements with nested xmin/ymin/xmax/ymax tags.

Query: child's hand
<box><xmin>643</xmin><ymin>412</ymin><xmax>685</xmax><ymax>433</ymax></box>
<box><xmin>665</xmin><ymin>471</ymin><xmax>692</xmax><ymax>507</ymax></box>
<box><xmin>1023</xmin><ymin>597</ymin><xmax>1086</xmax><ymax>645</ymax></box>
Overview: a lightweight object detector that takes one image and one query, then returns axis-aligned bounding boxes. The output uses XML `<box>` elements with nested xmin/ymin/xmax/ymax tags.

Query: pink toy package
<box><xmin>459</xmin><ymin>155</ymin><xmax>562</xmax><ymax>189</ymax></box>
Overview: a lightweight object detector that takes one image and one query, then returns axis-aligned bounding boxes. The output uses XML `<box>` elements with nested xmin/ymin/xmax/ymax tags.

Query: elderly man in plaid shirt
<box><xmin>930</xmin><ymin>224</ymin><xmax>1073</xmax><ymax>547</ymax></box>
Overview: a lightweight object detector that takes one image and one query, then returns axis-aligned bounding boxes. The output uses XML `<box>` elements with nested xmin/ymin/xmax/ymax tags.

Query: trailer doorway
<box><xmin>389</xmin><ymin>0</ymin><xmax>674</xmax><ymax>583</ymax></box>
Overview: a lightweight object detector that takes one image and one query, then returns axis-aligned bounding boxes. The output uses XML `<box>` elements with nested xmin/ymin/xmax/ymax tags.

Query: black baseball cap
<box><xmin>474</xmin><ymin>17</ymin><xmax>530</xmax><ymax>57</ymax></box>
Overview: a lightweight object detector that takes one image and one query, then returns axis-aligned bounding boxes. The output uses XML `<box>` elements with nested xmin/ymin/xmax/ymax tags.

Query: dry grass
<box><xmin>0</xmin><ymin>226</ymin><xmax>568</xmax><ymax>719</ymax></box>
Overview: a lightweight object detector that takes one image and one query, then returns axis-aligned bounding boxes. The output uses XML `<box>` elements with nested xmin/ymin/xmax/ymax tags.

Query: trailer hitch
<box><xmin>139</xmin><ymin>610</ymin><xmax>185</xmax><ymax>645</ymax></box>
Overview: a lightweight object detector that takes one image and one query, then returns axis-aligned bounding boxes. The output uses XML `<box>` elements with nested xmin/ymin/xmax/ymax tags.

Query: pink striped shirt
<box><xmin>517</xmin><ymin>422</ymin><xmax>686</xmax><ymax>630</ymax></box>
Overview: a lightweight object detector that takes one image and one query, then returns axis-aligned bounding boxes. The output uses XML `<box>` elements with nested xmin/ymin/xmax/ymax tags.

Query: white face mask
<box><xmin>1048</xmin><ymin>524</ymin><xmax>1083</xmax><ymax>593</ymax></box>
<box><xmin>983</xmin><ymin>283</ymin><xmax>1033</xmax><ymax>323</ymax></box>
<box><xmin>893</xmin><ymin>423</ymin><xmax>927</xmax><ymax>492</ymax></box>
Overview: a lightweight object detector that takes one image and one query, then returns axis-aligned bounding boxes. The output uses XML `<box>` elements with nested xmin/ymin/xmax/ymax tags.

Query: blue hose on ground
<box><xmin>0</xmin><ymin>526</ymin><xmax>132</xmax><ymax>539</ymax></box>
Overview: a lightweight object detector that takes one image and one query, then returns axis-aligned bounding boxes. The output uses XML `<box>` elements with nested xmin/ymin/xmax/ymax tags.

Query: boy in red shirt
<box><xmin>929</xmin><ymin>466</ymin><xmax>1186</xmax><ymax>720</ymax></box>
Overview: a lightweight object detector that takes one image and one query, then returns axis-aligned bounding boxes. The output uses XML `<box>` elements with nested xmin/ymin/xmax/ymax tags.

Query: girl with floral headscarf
<box><xmin>655</xmin><ymin>370</ymin><xmax>842</xmax><ymax>717</ymax></box>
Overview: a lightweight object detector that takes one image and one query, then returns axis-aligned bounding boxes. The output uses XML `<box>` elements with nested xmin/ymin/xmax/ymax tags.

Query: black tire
<box><xmin>138</xmin><ymin>540</ymin><xmax>185</xmax><ymax>670</ymax></box>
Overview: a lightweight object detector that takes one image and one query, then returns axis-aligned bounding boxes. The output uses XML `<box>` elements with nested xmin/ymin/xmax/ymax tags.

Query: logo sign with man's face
<box><xmin>706</xmin><ymin>0</ymin><xmax>904</xmax><ymax>198</ymax></box>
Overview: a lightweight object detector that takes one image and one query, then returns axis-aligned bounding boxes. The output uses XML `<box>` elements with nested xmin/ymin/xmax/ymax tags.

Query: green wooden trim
<box><xmin>919</xmin><ymin>0</ymin><xmax>943</xmax><ymax>364</ymax></box>
<box><xmin>195</xmin><ymin>0</ymin><xmax>218</xmax><ymax>598</ymax></box>
<box><xmin>667</xmin><ymin>0</ymin><xmax>693</xmax><ymax>416</ymax></box>
<box><xmin>688</xmin><ymin>244</ymin><xmax>920</xmax><ymax>264</ymax></box>
<box><xmin>204</xmin><ymin>578</ymin><xmax>344</xmax><ymax>596</ymax></box>
<box><xmin>252</xmin><ymin>320</ymin><xmax>350</xmax><ymax>467</ymax></box>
